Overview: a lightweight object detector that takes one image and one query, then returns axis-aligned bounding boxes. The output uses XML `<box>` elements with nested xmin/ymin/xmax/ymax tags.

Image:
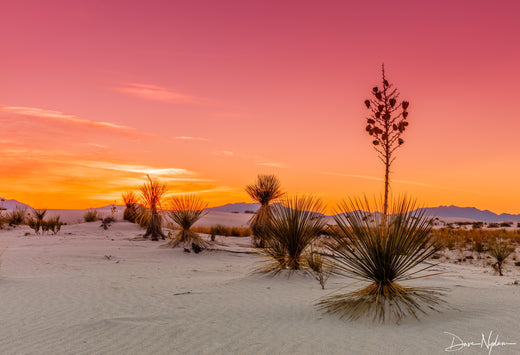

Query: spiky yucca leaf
<box><xmin>167</xmin><ymin>195</ymin><xmax>208</xmax><ymax>248</ymax></box>
<box><xmin>317</xmin><ymin>196</ymin><xmax>445</xmax><ymax>322</ymax></box>
<box><xmin>255</xmin><ymin>196</ymin><xmax>326</xmax><ymax>274</ymax></box>
<box><xmin>138</xmin><ymin>175</ymin><xmax>168</xmax><ymax>241</ymax></box>
<box><xmin>246</xmin><ymin>174</ymin><xmax>284</xmax><ymax>247</ymax></box>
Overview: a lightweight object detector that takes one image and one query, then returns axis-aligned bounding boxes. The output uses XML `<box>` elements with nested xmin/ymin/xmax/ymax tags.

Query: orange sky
<box><xmin>1</xmin><ymin>0</ymin><xmax>520</xmax><ymax>213</ymax></box>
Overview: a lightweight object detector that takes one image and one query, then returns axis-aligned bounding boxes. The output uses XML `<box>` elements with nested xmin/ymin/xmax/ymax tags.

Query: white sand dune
<box><xmin>1</xmin><ymin>221</ymin><xmax>520</xmax><ymax>354</ymax></box>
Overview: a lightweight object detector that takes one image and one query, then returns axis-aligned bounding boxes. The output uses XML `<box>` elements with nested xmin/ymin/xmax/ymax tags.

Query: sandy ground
<box><xmin>1</xmin><ymin>221</ymin><xmax>520</xmax><ymax>354</ymax></box>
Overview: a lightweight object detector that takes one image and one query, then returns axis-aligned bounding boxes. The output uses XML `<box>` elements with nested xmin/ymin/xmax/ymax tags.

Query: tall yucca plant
<box><xmin>246</xmin><ymin>174</ymin><xmax>284</xmax><ymax>247</ymax></box>
<box><xmin>317</xmin><ymin>197</ymin><xmax>444</xmax><ymax>322</ymax></box>
<box><xmin>138</xmin><ymin>175</ymin><xmax>168</xmax><ymax>241</ymax></box>
<box><xmin>167</xmin><ymin>195</ymin><xmax>208</xmax><ymax>248</ymax></box>
<box><xmin>256</xmin><ymin>196</ymin><xmax>326</xmax><ymax>274</ymax></box>
<box><xmin>122</xmin><ymin>191</ymin><xmax>140</xmax><ymax>223</ymax></box>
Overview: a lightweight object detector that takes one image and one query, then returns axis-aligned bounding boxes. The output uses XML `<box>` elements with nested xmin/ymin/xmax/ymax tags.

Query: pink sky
<box><xmin>1</xmin><ymin>0</ymin><xmax>520</xmax><ymax>213</ymax></box>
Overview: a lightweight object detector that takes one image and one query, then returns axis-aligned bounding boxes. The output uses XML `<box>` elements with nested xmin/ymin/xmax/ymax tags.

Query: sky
<box><xmin>1</xmin><ymin>0</ymin><xmax>520</xmax><ymax>213</ymax></box>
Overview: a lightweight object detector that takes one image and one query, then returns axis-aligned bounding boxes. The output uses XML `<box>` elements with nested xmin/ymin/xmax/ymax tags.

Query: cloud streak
<box><xmin>1</xmin><ymin>106</ymin><xmax>133</xmax><ymax>132</ymax></box>
<box><xmin>115</xmin><ymin>83</ymin><xmax>203</xmax><ymax>104</ymax></box>
<box><xmin>175</xmin><ymin>136</ymin><xmax>209</xmax><ymax>141</ymax></box>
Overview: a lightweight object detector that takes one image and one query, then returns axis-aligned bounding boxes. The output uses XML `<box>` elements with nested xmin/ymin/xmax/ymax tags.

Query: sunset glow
<box><xmin>1</xmin><ymin>0</ymin><xmax>520</xmax><ymax>213</ymax></box>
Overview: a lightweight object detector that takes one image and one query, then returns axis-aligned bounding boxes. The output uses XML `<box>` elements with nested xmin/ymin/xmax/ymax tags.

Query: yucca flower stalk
<box><xmin>364</xmin><ymin>65</ymin><xmax>410</xmax><ymax>216</ymax></box>
<box><xmin>256</xmin><ymin>196</ymin><xmax>326</xmax><ymax>274</ymax></box>
<box><xmin>245</xmin><ymin>174</ymin><xmax>284</xmax><ymax>248</ymax></box>
<box><xmin>167</xmin><ymin>194</ymin><xmax>208</xmax><ymax>248</ymax></box>
<box><xmin>138</xmin><ymin>175</ymin><xmax>168</xmax><ymax>241</ymax></box>
<box><xmin>317</xmin><ymin>197</ymin><xmax>444</xmax><ymax>322</ymax></box>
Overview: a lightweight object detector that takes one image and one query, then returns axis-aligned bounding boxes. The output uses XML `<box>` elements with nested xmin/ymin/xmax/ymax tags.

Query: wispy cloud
<box><xmin>321</xmin><ymin>171</ymin><xmax>439</xmax><ymax>188</ymax></box>
<box><xmin>213</xmin><ymin>150</ymin><xmax>234</xmax><ymax>157</ymax></box>
<box><xmin>80</xmin><ymin>161</ymin><xmax>196</xmax><ymax>178</ymax></box>
<box><xmin>257</xmin><ymin>162</ymin><xmax>286</xmax><ymax>168</ymax></box>
<box><xmin>115</xmin><ymin>83</ymin><xmax>203</xmax><ymax>104</ymax></box>
<box><xmin>1</xmin><ymin>106</ymin><xmax>133</xmax><ymax>132</ymax></box>
<box><xmin>175</xmin><ymin>136</ymin><xmax>209</xmax><ymax>141</ymax></box>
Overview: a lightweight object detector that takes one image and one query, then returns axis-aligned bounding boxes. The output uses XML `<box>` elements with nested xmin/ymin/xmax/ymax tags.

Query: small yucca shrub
<box><xmin>256</xmin><ymin>196</ymin><xmax>326</xmax><ymax>274</ymax></box>
<box><xmin>306</xmin><ymin>247</ymin><xmax>333</xmax><ymax>289</ymax></box>
<box><xmin>489</xmin><ymin>239</ymin><xmax>513</xmax><ymax>276</ymax></box>
<box><xmin>84</xmin><ymin>209</ymin><xmax>100</xmax><ymax>222</ymax></box>
<box><xmin>138</xmin><ymin>175</ymin><xmax>167</xmax><ymax>241</ymax></box>
<box><xmin>246</xmin><ymin>174</ymin><xmax>284</xmax><ymax>248</ymax></box>
<box><xmin>317</xmin><ymin>197</ymin><xmax>445</xmax><ymax>322</ymax></box>
<box><xmin>167</xmin><ymin>195</ymin><xmax>208</xmax><ymax>249</ymax></box>
<box><xmin>122</xmin><ymin>192</ymin><xmax>140</xmax><ymax>223</ymax></box>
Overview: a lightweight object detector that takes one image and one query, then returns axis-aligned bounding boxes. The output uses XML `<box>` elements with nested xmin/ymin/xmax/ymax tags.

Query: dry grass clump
<box><xmin>84</xmin><ymin>209</ymin><xmax>100</xmax><ymax>222</ymax></box>
<box><xmin>306</xmin><ymin>247</ymin><xmax>333</xmax><ymax>289</ymax></box>
<box><xmin>6</xmin><ymin>207</ymin><xmax>27</xmax><ymax>226</ymax></box>
<box><xmin>28</xmin><ymin>209</ymin><xmax>64</xmax><ymax>235</ymax></box>
<box><xmin>255</xmin><ymin>196</ymin><xmax>326</xmax><ymax>274</ymax></box>
<box><xmin>317</xmin><ymin>197</ymin><xmax>445</xmax><ymax>322</ymax></box>
<box><xmin>190</xmin><ymin>225</ymin><xmax>252</xmax><ymax>239</ymax></box>
<box><xmin>246</xmin><ymin>174</ymin><xmax>284</xmax><ymax>248</ymax></box>
<box><xmin>138</xmin><ymin>175</ymin><xmax>168</xmax><ymax>241</ymax></box>
<box><xmin>122</xmin><ymin>192</ymin><xmax>140</xmax><ymax>223</ymax></box>
<box><xmin>167</xmin><ymin>195</ymin><xmax>208</xmax><ymax>249</ymax></box>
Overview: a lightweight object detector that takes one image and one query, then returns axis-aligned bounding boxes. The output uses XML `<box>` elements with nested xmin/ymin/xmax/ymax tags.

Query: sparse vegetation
<box><xmin>256</xmin><ymin>196</ymin><xmax>326</xmax><ymax>274</ymax></box>
<box><xmin>192</xmin><ymin>225</ymin><xmax>251</xmax><ymax>238</ymax></box>
<box><xmin>246</xmin><ymin>174</ymin><xmax>284</xmax><ymax>248</ymax></box>
<box><xmin>138</xmin><ymin>175</ymin><xmax>168</xmax><ymax>241</ymax></box>
<box><xmin>44</xmin><ymin>216</ymin><xmax>64</xmax><ymax>234</ymax></box>
<box><xmin>167</xmin><ymin>195</ymin><xmax>208</xmax><ymax>249</ymax></box>
<box><xmin>317</xmin><ymin>197</ymin><xmax>444</xmax><ymax>322</ymax></box>
<box><xmin>84</xmin><ymin>209</ymin><xmax>100</xmax><ymax>222</ymax></box>
<box><xmin>6</xmin><ymin>207</ymin><xmax>27</xmax><ymax>226</ymax></box>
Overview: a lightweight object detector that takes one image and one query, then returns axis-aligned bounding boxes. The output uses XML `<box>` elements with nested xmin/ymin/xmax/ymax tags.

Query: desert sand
<box><xmin>1</xmin><ymin>215</ymin><xmax>520</xmax><ymax>354</ymax></box>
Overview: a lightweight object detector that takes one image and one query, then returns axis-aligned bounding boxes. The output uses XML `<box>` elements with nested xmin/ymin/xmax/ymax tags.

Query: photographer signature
<box><xmin>445</xmin><ymin>331</ymin><xmax>516</xmax><ymax>354</ymax></box>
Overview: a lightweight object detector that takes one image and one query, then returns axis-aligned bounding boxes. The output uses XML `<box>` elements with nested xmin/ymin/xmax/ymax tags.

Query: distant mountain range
<box><xmin>2</xmin><ymin>198</ymin><xmax>520</xmax><ymax>222</ymax></box>
<box><xmin>0</xmin><ymin>198</ymin><xmax>31</xmax><ymax>210</ymax></box>
<box><xmin>207</xmin><ymin>203</ymin><xmax>520</xmax><ymax>222</ymax></box>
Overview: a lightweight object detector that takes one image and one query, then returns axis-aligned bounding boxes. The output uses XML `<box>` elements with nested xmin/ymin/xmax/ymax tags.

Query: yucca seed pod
<box><xmin>389</xmin><ymin>98</ymin><xmax>396</xmax><ymax>107</ymax></box>
<box><xmin>398</xmin><ymin>138</ymin><xmax>404</xmax><ymax>145</ymax></box>
<box><xmin>382</xmin><ymin>133</ymin><xmax>388</xmax><ymax>141</ymax></box>
<box><xmin>375</xmin><ymin>112</ymin><xmax>381</xmax><ymax>118</ymax></box>
<box><xmin>367</xmin><ymin>118</ymin><xmax>375</xmax><ymax>124</ymax></box>
<box><xmin>402</xmin><ymin>101</ymin><xmax>409</xmax><ymax>110</ymax></box>
<box><xmin>365</xmin><ymin>100</ymin><xmax>371</xmax><ymax>108</ymax></box>
<box><xmin>403</xmin><ymin>111</ymin><xmax>408</xmax><ymax>119</ymax></box>
<box><xmin>375</xmin><ymin>92</ymin><xmax>382</xmax><ymax>100</ymax></box>
<box><xmin>383</xmin><ymin>79</ymin><xmax>389</xmax><ymax>87</ymax></box>
<box><xmin>366</xmin><ymin>125</ymin><xmax>372</xmax><ymax>131</ymax></box>
<box><xmin>378</xmin><ymin>105</ymin><xmax>384</xmax><ymax>112</ymax></box>
<box><xmin>393</xmin><ymin>124</ymin><xmax>398</xmax><ymax>130</ymax></box>
<box><xmin>373</xmin><ymin>140</ymin><xmax>380</xmax><ymax>145</ymax></box>
<box><xmin>373</xmin><ymin>87</ymin><xmax>379</xmax><ymax>93</ymax></box>
<box><xmin>383</xmin><ymin>113</ymin><xmax>390</xmax><ymax>120</ymax></box>
<box><xmin>403</xmin><ymin>121</ymin><xmax>409</xmax><ymax>127</ymax></box>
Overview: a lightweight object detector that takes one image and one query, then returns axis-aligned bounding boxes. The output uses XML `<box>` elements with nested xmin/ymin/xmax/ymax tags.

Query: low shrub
<box><xmin>44</xmin><ymin>216</ymin><xmax>64</xmax><ymax>234</ymax></box>
<box><xmin>6</xmin><ymin>207</ymin><xmax>27</xmax><ymax>225</ymax></box>
<box><xmin>84</xmin><ymin>209</ymin><xmax>100</xmax><ymax>222</ymax></box>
